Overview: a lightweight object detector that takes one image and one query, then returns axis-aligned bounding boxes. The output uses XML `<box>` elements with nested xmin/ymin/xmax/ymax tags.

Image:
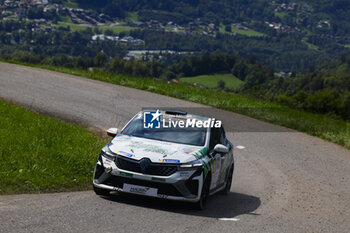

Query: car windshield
<box><xmin>121</xmin><ymin>117</ymin><xmax>207</xmax><ymax>146</ymax></box>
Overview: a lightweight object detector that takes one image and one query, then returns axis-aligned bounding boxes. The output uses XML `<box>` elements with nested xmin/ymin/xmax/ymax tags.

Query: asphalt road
<box><xmin>0</xmin><ymin>62</ymin><xmax>349</xmax><ymax>233</ymax></box>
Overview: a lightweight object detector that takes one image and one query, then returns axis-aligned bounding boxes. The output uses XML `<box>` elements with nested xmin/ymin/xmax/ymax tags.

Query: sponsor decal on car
<box><xmin>160</xmin><ymin>159</ymin><xmax>180</xmax><ymax>163</ymax></box>
<box><xmin>152</xmin><ymin>177</ymin><xmax>166</xmax><ymax>182</ymax></box>
<box><xmin>115</xmin><ymin>135</ymin><xmax>132</xmax><ymax>140</ymax></box>
<box><xmin>180</xmin><ymin>172</ymin><xmax>191</xmax><ymax>178</ymax></box>
<box><xmin>180</xmin><ymin>147</ymin><xmax>196</xmax><ymax>154</ymax></box>
<box><xmin>117</xmin><ymin>150</ymin><xmax>134</xmax><ymax>158</ymax></box>
<box><xmin>144</xmin><ymin>147</ymin><xmax>169</xmax><ymax>155</ymax></box>
<box><xmin>157</xmin><ymin>194</ymin><xmax>168</xmax><ymax>198</ymax></box>
<box><xmin>120</xmin><ymin>171</ymin><xmax>133</xmax><ymax>177</ymax></box>
<box><xmin>128</xmin><ymin>142</ymin><xmax>176</xmax><ymax>155</ymax></box>
<box><xmin>123</xmin><ymin>184</ymin><xmax>158</xmax><ymax>197</ymax></box>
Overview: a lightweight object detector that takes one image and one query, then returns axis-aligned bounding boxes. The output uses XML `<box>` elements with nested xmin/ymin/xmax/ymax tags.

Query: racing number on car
<box><xmin>210</xmin><ymin>154</ymin><xmax>221</xmax><ymax>189</ymax></box>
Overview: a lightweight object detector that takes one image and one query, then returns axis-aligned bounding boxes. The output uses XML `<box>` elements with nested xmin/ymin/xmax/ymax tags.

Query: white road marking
<box><xmin>236</xmin><ymin>145</ymin><xmax>246</xmax><ymax>150</ymax></box>
<box><xmin>218</xmin><ymin>217</ymin><xmax>240</xmax><ymax>222</ymax></box>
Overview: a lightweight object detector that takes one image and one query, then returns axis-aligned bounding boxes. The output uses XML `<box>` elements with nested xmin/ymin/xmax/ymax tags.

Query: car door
<box><xmin>218</xmin><ymin>126</ymin><xmax>231</xmax><ymax>185</ymax></box>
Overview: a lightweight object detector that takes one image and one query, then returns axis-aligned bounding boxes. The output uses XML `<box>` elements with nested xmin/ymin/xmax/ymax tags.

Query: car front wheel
<box><xmin>221</xmin><ymin>165</ymin><xmax>233</xmax><ymax>195</ymax></box>
<box><xmin>195</xmin><ymin>175</ymin><xmax>210</xmax><ymax>210</ymax></box>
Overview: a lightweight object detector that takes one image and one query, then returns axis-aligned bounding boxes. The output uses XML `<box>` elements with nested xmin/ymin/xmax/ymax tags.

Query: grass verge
<box><xmin>180</xmin><ymin>74</ymin><xmax>244</xmax><ymax>90</ymax></box>
<box><xmin>55</xmin><ymin>22</ymin><xmax>135</xmax><ymax>33</ymax></box>
<box><xmin>1</xmin><ymin>60</ymin><xmax>350</xmax><ymax>149</ymax></box>
<box><xmin>219</xmin><ymin>24</ymin><xmax>265</xmax><ymax>37</ymax></box>
<box><xmin>0</xmin><ymin>99</ymin><xmax>107</xmax><ymax>195</ymax></box>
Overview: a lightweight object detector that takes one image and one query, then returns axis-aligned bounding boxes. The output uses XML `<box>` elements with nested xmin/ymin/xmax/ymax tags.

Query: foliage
<box><xmin>217</xmin><ymin>80</ymin><xmax>225</xmax><ymax>89</ymax></box>
<box><xmin>180</xmin><ymin>74</ymin><xmax>243</xmax><ymax>90</ymax></box>
<box><xmin>67</xmin><ymin>0</ymin><xmax>350</xmax><ymax>41</ymax></box>
<box><xmin>244</xmin><ymin>54</ymin><xmax>350</xmax><ymax>120</ymax></box>
<box><xmin>130</xmin><ymin>29</ymin><xmax>346</xmax><ymax>72</ymax></box>
<box><xmin>0</xmin><ymin>15</ymin><xmax>348</xmax><ymax>72</ymax></box>
<box><xmin>0</xmin><ymin>20</ymin><xmax>128</xmax><ymax>58</ymax></box>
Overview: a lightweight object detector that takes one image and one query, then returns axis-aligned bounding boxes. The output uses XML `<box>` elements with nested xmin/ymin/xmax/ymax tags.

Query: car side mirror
<box><xmin>107</xmin><ymin>128</ymin><xmax>118</xmax><ymax>137</ymax></box>
<box><xmin>214</xmin><ymin>144</ymin><xmax>229</xmax><ymax>154</ymax></box>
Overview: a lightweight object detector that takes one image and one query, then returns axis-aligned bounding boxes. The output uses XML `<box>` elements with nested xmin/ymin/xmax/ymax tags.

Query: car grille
<box><xmin>115</xmin><ymin>156</ymin><xmax>178</xmax><ymax>176</ymax></box>
<box><xmin>104</xmin><ymin>176</ymin><xmax>182</xmax><ymax>197</ymax></box>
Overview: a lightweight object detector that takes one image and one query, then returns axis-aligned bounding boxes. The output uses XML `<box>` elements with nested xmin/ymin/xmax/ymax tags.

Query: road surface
<box><xmin>0</xmin><ymin>62</ymin><xmax>349</xmax><ymax>233</ymax></box>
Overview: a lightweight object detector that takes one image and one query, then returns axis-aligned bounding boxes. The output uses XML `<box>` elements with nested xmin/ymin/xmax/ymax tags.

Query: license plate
<box><xmin>123</xmin><ymin>183</ymin><xmax>158</xmax><ymax>197</ymax></box>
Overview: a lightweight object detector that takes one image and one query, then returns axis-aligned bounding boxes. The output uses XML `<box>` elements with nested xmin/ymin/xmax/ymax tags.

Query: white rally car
<box><xmin>93</xmin><ymin>110</ymin><xmax>234</xmax><ymax>209</ymax></box>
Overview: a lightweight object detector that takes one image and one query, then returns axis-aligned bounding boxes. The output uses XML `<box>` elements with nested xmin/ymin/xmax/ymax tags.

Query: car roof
<box><xmin>140</xmin><ymin>109</ymin><xmax>211</xmax><ymax>121</ymax></box>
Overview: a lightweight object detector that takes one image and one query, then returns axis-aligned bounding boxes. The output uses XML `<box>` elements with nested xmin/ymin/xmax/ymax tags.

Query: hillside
<box><xmin>180</xmin><ymin>74</ymin><xmax>244</xmax><ymax>90</ymax></box>
<box><xmin>70</xmin><ymin>0</ymin><xmax>350</xmax><ymax>39</ymax></box>
<box><xmin>0</xmin><ymin>0</ymin><xmax>349</xmax><ymax>72</ymax></box>
<box><xmin>245</xmin><ymin>54</ymin><xmax>350</xmax><ymax>119</ymax></box>
<box><xmin>71</xmin><ymin>0</ymin><xmax>350</xmax><ymax>55</ymax></box>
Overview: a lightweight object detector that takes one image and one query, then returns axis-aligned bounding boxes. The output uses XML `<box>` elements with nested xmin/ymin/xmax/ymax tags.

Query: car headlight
<box><xmin>179</xmin><ymin>159</ymin><xmax>203</xmax><ymax>170</ymax></box>
<box><xmin>100</xmin><ymin>145</ymin><xmax>116</xmax><ymax>160</ymax></box>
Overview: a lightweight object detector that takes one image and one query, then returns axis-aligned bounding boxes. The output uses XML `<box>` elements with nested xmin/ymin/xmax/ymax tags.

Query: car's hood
<box><xmin>109</xmin><ymin>134</ymin><xmax>206</xmax><ymax>164</ymax></box>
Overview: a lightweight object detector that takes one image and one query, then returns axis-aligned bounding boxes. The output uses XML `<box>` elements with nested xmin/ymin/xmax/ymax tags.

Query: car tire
<box><xmin>221</xmin><ymin>165</ymin><xmax>233</xmax><ymax>195</ymax></box>
<box><xmin>195</xmin><ymin>175</ymin><xmax>210</xmax><ymax>210</ymax></box>
<box><xmin>93</xmin><ymin>186</ymin><xmax>110</xmax><ymax>196</ymax></box>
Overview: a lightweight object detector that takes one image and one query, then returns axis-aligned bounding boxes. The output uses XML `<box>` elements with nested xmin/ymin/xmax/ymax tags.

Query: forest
<box><xmin>0</xmin><ymin>18</ymin><xmax>347</xmax><ymax>72</ymax></box>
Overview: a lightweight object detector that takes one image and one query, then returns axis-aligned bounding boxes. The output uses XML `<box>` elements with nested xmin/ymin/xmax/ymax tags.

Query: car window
<box><xmin>220</xmin><ymin>126</ymin><xmax>226</xmax><ymax>144</ymax></box>
<box><xmin>121</xmin><ymin>118</ymin><xmax>207</xmax><ymax>146</ymax></box>
<box><xmin>209</xmin><ymin>127</ymin><xmax>221</xmax><ymax>150</ymax></box>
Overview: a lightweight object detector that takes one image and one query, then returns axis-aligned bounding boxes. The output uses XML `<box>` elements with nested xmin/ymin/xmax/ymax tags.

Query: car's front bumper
<box><xmin>93</xmin><ymin>154</ymin><xmax>204</xmax><ymax>202</ymax></box>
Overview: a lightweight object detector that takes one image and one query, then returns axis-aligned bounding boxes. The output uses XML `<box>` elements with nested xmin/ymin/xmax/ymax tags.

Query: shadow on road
<box><xmin>103</xmin><ymin>191</ymin><xmax>260</xmax><ymax>219</ymax></box>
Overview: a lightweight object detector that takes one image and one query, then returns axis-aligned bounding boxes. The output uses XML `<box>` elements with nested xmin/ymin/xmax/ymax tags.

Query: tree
<box><xmin>232</xmin><ymin>60</ymin><xmax>248</xmax><ymax>81</ymax></box>
<box><xmin>94</xmin><ymin>51</ymin><xmax>107</xmax><ymax>67</ymax></box>
<box><xmin>217</xmin><ymin>80</ymin><xmax>225</xmax><ymax>89</ymax></box>
<box><xmin>104</xmin><ymin>29</ymin><xmax>114</xmax><ymax>36</ymax></box>
<box><xmin>243</xmin><ymin>65</ymin><xmax>268</xmax><ymax>89</ymax></box>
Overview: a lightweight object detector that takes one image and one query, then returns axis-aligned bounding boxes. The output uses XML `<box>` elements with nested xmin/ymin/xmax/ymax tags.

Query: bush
<box><xmin>217</xmin><ymin>80</ymin><xmax>225</xmax><ymax>89</ymax></box>
<box><xmin>305</xmin><ymin>89</ymin><xmax>342</xmax><ymax>114</ymax></box>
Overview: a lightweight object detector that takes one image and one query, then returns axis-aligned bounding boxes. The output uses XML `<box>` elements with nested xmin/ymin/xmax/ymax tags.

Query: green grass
<box><xmin>97</xmin><ymin>25</ymin><xmax>134</xmax><ymax>33</ymax></box>
<box><xmin>230</xmin><ymin>27</ymin><xmax>265</xmax><ymax>37</ymax></box>
<box><xmin>62</xmin><ymin>0</ymin><xmax>78</xmax><ymax>8</ymax></box>
<box><xmin>59</xmin><ymin>15</ymin><xmax>74</xmax><ymax>24</ymax></box>
<box><xmin>274</xmin><ymin>11</ymin><xmax>288</xmax><ymax>19</ymax></box>
<box><xmin>126</xmin><ymin>12</ymin><xmax>139</xmax><ymax>21</ymax></box>
<box><xmin>302</xmin><ymin>38</ymin><xmax>319</xmax><ymax>50</ymax></box>
<box><xmin>219</xmin><ymin>24</ymin><xmax>265</xmax><ymax>37</ymax></box>
<box><xmin>1</xmin><ymin>60</ymin><xmax>349</xmax><ymax>150</ymax></box>
<box><xmin>180</xmin><ymin>74</ymin><xmax>244</xmax><ymax>90</ymax></box>
<box><xmin>0</xmin><ymin>99</ymin><xmax>107</xmax><ymax>195</ymax></box>
<box><xmin>55</xmin><ymin>22</ymin><xmax>134</xmax><ymax>33</ymax></box>
<box><xmin>344</xmin><ymin>44</ymin><xmax>350</xmax><ymax>48</ymax></box>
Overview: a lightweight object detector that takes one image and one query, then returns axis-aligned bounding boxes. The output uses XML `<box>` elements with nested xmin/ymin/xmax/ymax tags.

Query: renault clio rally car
<box><xmin>93</xmin><ymin>110</ymin><xmax>234</xmax><ymax>209</ymax></box>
